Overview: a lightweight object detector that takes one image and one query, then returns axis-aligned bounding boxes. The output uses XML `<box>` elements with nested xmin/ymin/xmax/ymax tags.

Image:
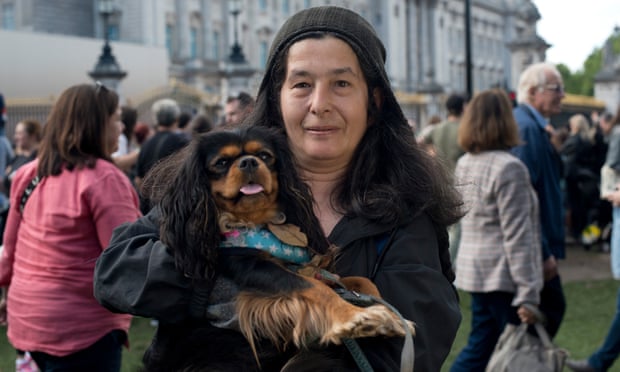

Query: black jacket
<box><xmin>94</xmin><ymin>209</ymin><xmax>461</xmax><ymax>371</ymax></box>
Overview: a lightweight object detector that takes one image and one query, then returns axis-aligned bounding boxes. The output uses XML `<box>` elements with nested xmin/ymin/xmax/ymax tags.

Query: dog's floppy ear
<box><xmin>257</xmin><ymin>127</ymin><xmax>330</xmax><ymax>255</ymax></box>
<box><xmin>144</xmin><ymin>135</ymin><xmax>221</xmax><ymax>281</ymax></box>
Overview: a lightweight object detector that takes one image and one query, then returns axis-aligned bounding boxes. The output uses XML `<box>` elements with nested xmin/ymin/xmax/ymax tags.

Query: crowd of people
<box><xmin>0</xmin><ymin>5</ymin><xmax>618</xmax><ymax>372</ymax></box>
<box><xmin>0</xmin><ymin>85</ymin><xmax>254</xmax><ymax>370</ymax></box>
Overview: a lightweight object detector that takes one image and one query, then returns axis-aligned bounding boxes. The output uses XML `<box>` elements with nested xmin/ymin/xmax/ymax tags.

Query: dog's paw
<box><xmin>321</xmin><ymin>305</ymin><xmax>415</xmax><ymax>344</ymax></box>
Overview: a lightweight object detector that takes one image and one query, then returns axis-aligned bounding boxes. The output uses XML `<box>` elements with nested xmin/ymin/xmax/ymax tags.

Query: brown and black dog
<box><xmin>141</xmin><ymin>125</ymin><xmax>414</xmax><ymax>371</ymax></box>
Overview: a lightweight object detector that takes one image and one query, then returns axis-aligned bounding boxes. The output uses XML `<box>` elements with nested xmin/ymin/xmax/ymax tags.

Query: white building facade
<box><xmin>0</xmin><ymin>0</ymin><xmax>548</xmax><ymax>125</ymax></box>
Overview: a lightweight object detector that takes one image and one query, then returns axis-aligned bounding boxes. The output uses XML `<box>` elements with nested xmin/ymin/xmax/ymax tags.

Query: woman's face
<box><xmin>107</xmin><ymin>106</ymin><xmax>123</xmax><ymax>155</ymax></box>
<box><xmin>13</xmin><ymin>122</ymin><xmax>27</xmax><ymax>149</ymax></box>
<box><xmin>279</xmin><ymin>36</ymin><xmax>370</xmax><ymax>171</ymax></box>
<box><xmin>569</xmin><ymin>117</ymin><xmax>579</xmax><ymax>134</ymax></box>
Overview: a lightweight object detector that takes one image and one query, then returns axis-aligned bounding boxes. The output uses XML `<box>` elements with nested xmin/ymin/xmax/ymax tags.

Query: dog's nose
<box><xmin>238</xmin><ymin>156</ymin><xmax>259</xmax><ymax>172</ymax></box>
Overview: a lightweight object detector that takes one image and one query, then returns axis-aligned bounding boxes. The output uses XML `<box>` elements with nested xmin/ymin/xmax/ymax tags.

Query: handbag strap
<box><xmin>521</xmin><ymin>303</ymin><xmax>555</xmax><ymax>348</ymax></box>
<box><xmin>19</xmin><ymin>176</ymin><xmax>41</xmax><ymax>214</ymax></box>
<box><xmin>533</xmin><ymin>323</ymin><xmax>555</xmax><ymax>349</ymax></box>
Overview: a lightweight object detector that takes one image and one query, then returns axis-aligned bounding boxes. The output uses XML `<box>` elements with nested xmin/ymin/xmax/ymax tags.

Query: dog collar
<box><xmin>220</xmin><ymin>227</ymin><xmax>311</xmax><ymax>264</ymax></box>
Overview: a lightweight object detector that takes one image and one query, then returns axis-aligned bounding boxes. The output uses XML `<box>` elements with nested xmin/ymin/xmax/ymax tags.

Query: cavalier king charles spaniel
<box><xmin>140</xmin><ymin>125</ymin><xmax>414</xmax><ymax>371</ymax></box>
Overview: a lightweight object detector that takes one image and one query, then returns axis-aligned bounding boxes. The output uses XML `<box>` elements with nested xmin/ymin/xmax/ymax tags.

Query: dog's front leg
<box><xmin>236</xmin><ymin>276</ymin><xmax>415</xmax><ymax>352</ymax></box>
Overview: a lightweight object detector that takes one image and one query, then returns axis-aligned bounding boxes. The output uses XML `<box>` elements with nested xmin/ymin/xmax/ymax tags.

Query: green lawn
<box><xmin>1</xmin><ymin>278</ymin><xmax>619</xmax><ymax>372</ymax></box>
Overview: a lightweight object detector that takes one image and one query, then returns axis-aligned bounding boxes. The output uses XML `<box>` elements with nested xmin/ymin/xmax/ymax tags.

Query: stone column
<box><xmin>175</xmin><ymin>0</ymin><xmax>190</xmax><ymax>61</ymax></box>
<box><xmin>200</xmin><ymin>0</ymin><xmax>211</xmax><ymax>60</ymax></box>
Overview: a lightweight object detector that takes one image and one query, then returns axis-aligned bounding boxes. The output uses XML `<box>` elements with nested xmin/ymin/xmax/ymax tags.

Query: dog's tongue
<box><xmin>240</xmin><ymin>184</ymin><xmax>264</xmax><ymax>195</ymax></box>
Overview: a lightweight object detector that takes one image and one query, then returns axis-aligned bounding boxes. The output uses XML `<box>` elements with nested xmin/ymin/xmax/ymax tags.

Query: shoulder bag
<box><xmin>485</xmin><ymin>305</ymin><xmax>568</xmax><ymax>372</ymax></box>
<box><xmin>19</xmin><ymin>176</ymin><xmax>41</xmax><ymax>214</ymax></box>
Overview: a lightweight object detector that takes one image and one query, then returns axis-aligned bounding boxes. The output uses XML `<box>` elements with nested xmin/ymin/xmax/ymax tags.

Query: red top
<box><xmin>0</xmin><ymin>159</ymin><xmax>141</xmax><ymax>356</ymax></box>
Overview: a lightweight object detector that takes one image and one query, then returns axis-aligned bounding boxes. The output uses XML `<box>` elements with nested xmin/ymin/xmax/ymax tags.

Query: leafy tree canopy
<box><xmin>557</xmin><ymin>30</ymin><xmax>620</xmax><ymax>96</ymax></box>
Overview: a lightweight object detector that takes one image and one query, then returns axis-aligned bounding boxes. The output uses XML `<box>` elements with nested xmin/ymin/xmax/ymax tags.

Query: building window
<box><xmin>282</xmin><ymin>0</ymin><xmax>289</xmax><ymax>14</ymax></box>
<box><xmin>259</xmin><ymin>0</ymin><xmax>267</xmax><ymax>11</ymax></box>
<box><xmin>260</xmin><ymin>41</ymin><xmax>268</xmax><ymax>68</ymax></box>
<box><xmin>1</xmin><ymin>3</ymin><xmax>15</xmax><ymax>30</ymax></box>
<box><xmin>304</xmin><ymin>0</ymin><xmax>311</xmax><ymax>8</ymax></box>
<box><xmin>213</xmin><ymin>31</ymin><xmax>220</xmax><ymax>59</ymax></box>
<box><xmin>190</xmin><ymin>27</ymin><xmax>198</xmax><ymax>59</ymax></box>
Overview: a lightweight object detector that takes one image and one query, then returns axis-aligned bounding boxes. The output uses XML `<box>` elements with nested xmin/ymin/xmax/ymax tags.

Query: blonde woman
<box><xmin>561</xmin><ymin>114</ymin><xmax>605</xmax><ymax>247</ymax></box>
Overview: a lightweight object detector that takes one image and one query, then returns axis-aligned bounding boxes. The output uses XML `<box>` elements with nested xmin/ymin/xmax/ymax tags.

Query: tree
<box><xmin>556</xmin><ymin>30</ymin><xmax>620</xmax><ymax>97</ymax></box>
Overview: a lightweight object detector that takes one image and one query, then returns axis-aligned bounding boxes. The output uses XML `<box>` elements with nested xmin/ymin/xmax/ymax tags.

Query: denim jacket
<box><xmin>511</xmin><ymin>104</ymin><xmax>565</xmax><ymax>260</ymax></box>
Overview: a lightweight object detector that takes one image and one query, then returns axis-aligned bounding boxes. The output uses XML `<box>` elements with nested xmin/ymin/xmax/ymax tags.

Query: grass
<box><xmin>1</xmin><ymin>278</ymin><xmax>618</xmax><ymax>372</ymax></box>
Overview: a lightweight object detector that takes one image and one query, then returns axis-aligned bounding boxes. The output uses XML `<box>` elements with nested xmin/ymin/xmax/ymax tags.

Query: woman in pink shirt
<box><xmin>0</xmin><ymin>83</ymin><xmax>141</xmax><ymax>371</ymax></box>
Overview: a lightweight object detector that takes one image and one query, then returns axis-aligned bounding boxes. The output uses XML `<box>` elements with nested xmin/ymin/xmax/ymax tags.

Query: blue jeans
<box><xmin>30</xmin><ymin>330</ymin><xmax>126</xmax><ymax>372</ymax></box>
<box><xmin>588</xmin><ymin>287</ymin><xmax>620</xmax><ymax>371</ymax></box>
<box><xmin>450</xmin><ymin>292</ymin><xmax>520</xmax><ymax>372</ymax></box>
<box><xmin>611</xmin><ymin>207</ymin><xmax>620</xmax><ymax>279</ymax></box>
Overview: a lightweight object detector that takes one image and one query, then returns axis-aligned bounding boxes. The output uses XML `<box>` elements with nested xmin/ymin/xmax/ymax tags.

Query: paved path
<box><xmin>561</xmin><ymin>242</ymin><xmax>613</xmax><ymax>283</ymax></box>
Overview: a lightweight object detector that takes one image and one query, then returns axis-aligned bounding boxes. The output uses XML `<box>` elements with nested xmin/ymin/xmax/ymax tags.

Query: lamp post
<box><xmin>228</xmin><ymin>0</ymin><xmax>247</xmax><ymax>64</ymax></box>
<box><xmin>220</xmin><ymin>0</ymin><xmax>255</xmax><ymax>109</ymax></box>
<box><xmin>464</xmin><ymin>0</ymin><xmax>472</xmax><ymax>98</ymax></box>
<box><xmin>89</xmin><ymin>0</ymin><xmax>127</xmax><ymax>92</ymax></box>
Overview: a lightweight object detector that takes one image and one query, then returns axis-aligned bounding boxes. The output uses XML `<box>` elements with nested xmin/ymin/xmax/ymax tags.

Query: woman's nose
<box><xmin>309</xmin><ymin>84</ymin><xmax>332</xmax><ymax>115</ymax></box>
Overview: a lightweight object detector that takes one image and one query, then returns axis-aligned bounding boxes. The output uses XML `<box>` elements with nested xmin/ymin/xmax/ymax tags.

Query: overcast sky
<box><xmin>533</xmin><ymin>0</ymin><xmax>620</xmax><ymax>71</ymax></box>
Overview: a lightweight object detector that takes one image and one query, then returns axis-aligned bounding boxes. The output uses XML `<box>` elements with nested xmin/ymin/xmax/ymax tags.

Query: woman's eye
<box><xmin>336</xmin><ymin>80</ymin><xmax>350</xmax><ymax>88</ymax></box>
<box><xmin>293</xmin><ymin>82</ymin><xmax>311</xmax><ymax>89</ymax></box>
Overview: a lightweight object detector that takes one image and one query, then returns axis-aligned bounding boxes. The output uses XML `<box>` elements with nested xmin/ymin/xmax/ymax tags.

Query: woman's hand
<box><xmin>517</xmin><ymin>304</ymin><xmax>538</xmax><ymax>324</ymax></box>
<box><xmin>605</xmin><ymin>185</ymin><xmax>620</xmax><ymax>206</ymax></box>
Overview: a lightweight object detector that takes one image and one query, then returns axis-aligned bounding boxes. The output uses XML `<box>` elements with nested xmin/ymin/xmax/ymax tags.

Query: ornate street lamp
<box><xmin>89</xmin><ymin>0</ymin><xmax>127</xmax><ymax>91</ymax></box>
<box><xmin>228</xmin><ymin>0</ymin><xmax>247</xmax><ymax>64</ymax></box>
<box><xmin>220</xmin><ymin>0</ymin><xmax>255</xmax><ymax>108</ymax></box>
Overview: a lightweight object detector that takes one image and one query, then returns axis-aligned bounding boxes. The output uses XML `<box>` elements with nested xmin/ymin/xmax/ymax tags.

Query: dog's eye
<box><xmin>214</xmin><ymin>158</ymin><xmax>230</xmax><ymax>169</ymax></box>
<box><xmin>257</xmin><ymin>151</ymin><xmax>273</xmax><ymax>162</ymax></box>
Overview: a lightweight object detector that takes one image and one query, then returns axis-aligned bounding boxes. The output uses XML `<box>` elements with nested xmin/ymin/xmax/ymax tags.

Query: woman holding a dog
<box><xmin>95</xmin><ymin>6</ymin><xmax>463</xmax><ymax>371</ymax></box>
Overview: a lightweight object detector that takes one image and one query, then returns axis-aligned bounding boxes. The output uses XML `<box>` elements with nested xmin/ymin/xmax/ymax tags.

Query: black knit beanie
<box><xmin>259</xmin><ymin>6</ymin><xmax>390</xmax><ymax>97</ymax></box>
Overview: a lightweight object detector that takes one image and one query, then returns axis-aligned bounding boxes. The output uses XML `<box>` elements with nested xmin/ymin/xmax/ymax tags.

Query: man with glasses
<box><xmin>511</xmin><ymin>62</ymin><xmax>566</xmax><ymax>339</ymax></box>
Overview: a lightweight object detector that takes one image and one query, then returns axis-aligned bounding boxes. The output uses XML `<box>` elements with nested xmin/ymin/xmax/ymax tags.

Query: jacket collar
<box><xmin>519</xmin><ymin>103</ymin><xmax>548</xmax><ymax>131</ymax></box>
